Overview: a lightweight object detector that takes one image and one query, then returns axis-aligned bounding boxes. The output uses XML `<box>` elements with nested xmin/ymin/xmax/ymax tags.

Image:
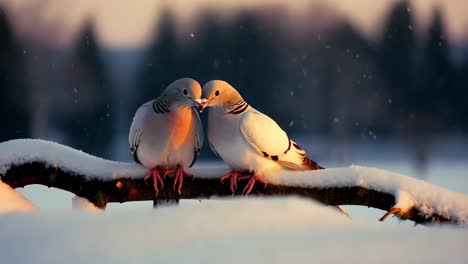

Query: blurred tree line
<box><xmin>137</xmin><ymin>2</ymin><xmax>468</xmax><ymax>140</ymax></box>
<box><xmin>1</xmin><ymin>1</ymin><xmax>468</xmax><ymax>158</ymax></box>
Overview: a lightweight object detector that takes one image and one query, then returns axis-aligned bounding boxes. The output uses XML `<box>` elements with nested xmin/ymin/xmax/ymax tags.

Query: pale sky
<box><xmin>1</xmin><ymin>0</ymin><xmax>467</xmax><ymax>47</ymax></box>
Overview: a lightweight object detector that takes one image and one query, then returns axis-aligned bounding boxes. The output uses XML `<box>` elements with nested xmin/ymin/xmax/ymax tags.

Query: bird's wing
<box><xmin>239</xmin><ymin>110</ymin><xmax>322</xmax><ymax>170</ymax></box>
<box><xmin>189</xmin><ymin>107</ymin><xmax>204</xmax><ymax>168</ymax></box>
<box><xmin>128</xmin><ymin>102</ymin><xmax>152</xmax><ymax>164</ymax></box>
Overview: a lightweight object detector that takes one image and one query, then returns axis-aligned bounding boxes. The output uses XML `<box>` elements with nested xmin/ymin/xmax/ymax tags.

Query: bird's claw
<box><xmin>172</xmin><ymin>167</ymin><xmax>192</xmax><ymax>194</ymax></box>
<box><xmin>221</xmin><ymin>171</ymin><xmax>267</xmax><ymax>195</ymax></box>
<box><xmin>241</xmin><ymin>175</ymin><xmax>267</xmax><ymax>195</ymax></box>
<box><xmin>144</xmin><ymin>171</ymin><xmax>152</xmax><ymax>185</ymax></box>
<box><xmin>144</xmin><ymin>168</ymin><xmax>164</xmax><ymax>195</ymax></box>
<box><xmin>163</xmin><ymin>169</ymin><xmax>176</xmax><ymax>178</ymax></box>
<box><xmin>221</xmin><ymin>171</ymin><xmax>241</xmax><ymax>193</ymax></box>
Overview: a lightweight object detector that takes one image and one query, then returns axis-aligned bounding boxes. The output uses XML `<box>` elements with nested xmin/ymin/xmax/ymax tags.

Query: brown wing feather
<box><xmin>293</xmin><ymin>141</ymin><xmax>324</xmax><ymax>170</ymax></box>
<box><xmin>302</xmin><ymin>156</ymin><xmax>324</xmax><ymax>170</ymax></box>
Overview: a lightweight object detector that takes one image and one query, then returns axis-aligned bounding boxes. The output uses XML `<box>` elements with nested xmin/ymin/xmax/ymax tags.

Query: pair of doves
<box><xmin>129</xmin><ymin>78</ymin><xmax>323</xmax><ymax>195</ymax></box>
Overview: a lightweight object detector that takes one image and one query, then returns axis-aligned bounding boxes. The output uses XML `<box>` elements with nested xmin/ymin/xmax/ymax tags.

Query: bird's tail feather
<box><xmin>278</xmin><ymin>156</ymin><xmax>324</xmax><ymax>171</ymax></box>
<box><xmin>302</xmin><ymin>156</ymin><xmax>324</xmax><ymax>170</ymax></box>
<box><xmin>278</xmin><ymin>160</ymin><xmax>309</xmax><ymax>170</ymax></box>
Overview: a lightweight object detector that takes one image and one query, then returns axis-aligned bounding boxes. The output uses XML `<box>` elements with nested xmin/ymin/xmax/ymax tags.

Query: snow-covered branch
<box><xmin>1</xmin><ymin>139</ymin><xmax>467</xmax><ymax>224</ymax></box>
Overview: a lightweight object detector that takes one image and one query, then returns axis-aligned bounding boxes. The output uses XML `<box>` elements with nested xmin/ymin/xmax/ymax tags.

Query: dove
<box><xmin>199</xmin><ymin>80</ymin><xmax>323</xmax><ymax>194</ymax></box>
<box><xmin>129</xmin><ymin>78</ymin><xmax>204</xmax><ymax>195</ymax></box>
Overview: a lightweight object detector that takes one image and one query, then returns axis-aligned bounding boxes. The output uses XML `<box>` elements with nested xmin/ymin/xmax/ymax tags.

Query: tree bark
<box><xmin>0</xmin><ymin>161</ymin><xmax>456</xmax><ymax>225</ymax></box>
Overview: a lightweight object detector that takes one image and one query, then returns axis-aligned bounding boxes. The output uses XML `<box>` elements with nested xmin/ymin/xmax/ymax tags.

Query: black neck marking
<box><xmin>152</xmin><ymin>99</ymin><xmax>170</xmax><ymax>114</ymax></box>
<box><xmin>227</xmin><ymin>100</ymin><xmax>249</xmax><ymax>114</ymax></box>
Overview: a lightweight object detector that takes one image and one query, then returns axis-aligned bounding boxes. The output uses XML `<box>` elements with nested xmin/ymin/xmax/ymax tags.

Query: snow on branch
<box><xmin>1</xmin><ymin>139</ymin><xmax>467</xmax><ymax>225</ymax></box>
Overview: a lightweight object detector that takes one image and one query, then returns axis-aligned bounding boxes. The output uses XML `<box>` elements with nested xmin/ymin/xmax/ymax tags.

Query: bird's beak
<box><xmin>194</xmin><ymin>98</ymin><xmax>209</xmax><ymax>112</ymax></box>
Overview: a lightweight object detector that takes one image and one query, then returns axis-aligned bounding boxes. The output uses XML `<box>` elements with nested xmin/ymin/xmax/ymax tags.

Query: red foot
<box><xmin>163</xmin><ymin>169</ymin><xmax>176</xmax><ymax>178</ymax></box>
<box><xmin>220</xmin><ymin>171</ymin><xmax>243</xmax><ymax>193</ymax></box>
<box><xmin>221</xmin><ymin>171</ymin><xmax>267</xmax><ymax>195</ymax></box>
<box><xmin>241</xmin><ymin>174</ymin><xmax>267</xmax><ymax>195</ymax></box>
<box><xmin>144</xmin><ymin>168</ymin><xmax>164</xmax><ymax>196</ymax></box>
<box><xmin>172</xmin><ymin>166</ymin><xmax>193</xmax><ymax>194</ymax></box>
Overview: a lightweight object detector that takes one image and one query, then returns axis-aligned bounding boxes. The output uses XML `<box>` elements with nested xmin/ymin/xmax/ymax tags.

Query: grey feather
<box><xmin>189</xmin><ymin>107</ymin><xmax>204</xmax><ymax>168</ymax></box>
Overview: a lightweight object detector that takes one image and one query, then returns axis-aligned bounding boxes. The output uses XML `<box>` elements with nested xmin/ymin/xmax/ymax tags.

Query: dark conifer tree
<box><xmin>64</xmin><ymin>19</ymin><xmax>113</xmax><ymax>157</ymax></box>
<box><xmin>423</xmin><ymin>8</ymin><xmax>453</xmax><ymax>127</ymax></box>
<box><xmin>227</xmin><ymin>10</ymin><xmax>283</xmax><ymax>116</ymax></box>
<box><xmin>136</xmin><ymin>9</ymin><xmax>181</xmax><ymax>109</ymax></box>
<box><xmin>454</xmin><ymin>58</ymin><xmax>468</xmax><ymax>132</ymax></box>
<box><xmin>324</xmin><ymin>22</ymin><xmax>386</xmax><ymax>136</ymax></box>
<box><xmin>378</xmin><ymin>0</ymin><xmax>415</xmax><ymax>125</ymax></box>
<box><xmin>0</xmin><ymin>7</ymin><xmax>30</xmax><ymax>141</ymax></box>
<box><xmin>183</xmin><ymin>10</ymin><xmax>231</xmax><ymax>84</ymax></box>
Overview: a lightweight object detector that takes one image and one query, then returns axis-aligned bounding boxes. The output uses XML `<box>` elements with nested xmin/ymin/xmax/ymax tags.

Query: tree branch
<box><xmin>0</xmin><ymin>161</ymin><xmax>462</xmax><ymax>225</ymax></box>
<box><xmin>1</xmin><ymin>139</ymin><xmax>467</xmax><ymax>225</ymax></box>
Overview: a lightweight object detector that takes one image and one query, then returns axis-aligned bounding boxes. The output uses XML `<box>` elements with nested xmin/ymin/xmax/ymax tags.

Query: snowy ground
<box><xmin>1</xmin><ymin>198</ymin><xmax>467</xmax><ymax>264</ymax></box>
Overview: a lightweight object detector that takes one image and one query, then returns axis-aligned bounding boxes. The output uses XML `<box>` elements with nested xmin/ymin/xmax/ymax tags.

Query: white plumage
<box><xmin>201</xmin><ymin>80</ymin><xmax>322</xmax><ymax>194</ymax></box>
<box><xmin>129</xmin><ymin>78</ymin><xmax>203</xmax><ymax>194</ymax></box>
<box><xmin>129</xmin><ymin>102</ymin><xmax>202</xmax><ymax>169</ymax></box>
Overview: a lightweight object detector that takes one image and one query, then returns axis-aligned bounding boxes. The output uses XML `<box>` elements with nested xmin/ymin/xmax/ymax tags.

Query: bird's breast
<box><xmin>168</xmin><ymin>108</ymin><xmax>194</xmax><ymax>149</ymax></box>
<box><xmin>208</xmin><ymin>110</ymin><xmax>238</xmax><ymax>144</ymax></box>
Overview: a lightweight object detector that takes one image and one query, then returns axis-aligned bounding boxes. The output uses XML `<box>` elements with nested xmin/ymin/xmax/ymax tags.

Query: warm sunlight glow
<box><xmin>1</xmin><ymin>0</ymin><xmax>466</xmax><ymax>47</ymax></box>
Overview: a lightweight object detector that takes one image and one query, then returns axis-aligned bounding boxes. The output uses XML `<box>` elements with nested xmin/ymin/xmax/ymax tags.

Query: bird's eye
<box><xmin>215</xmin><ymin>90</ymin><xmax>220</xmax><ymax>96</ymax></box>
<box><xmin>183</xmin><ymin>88</ymin><xmax>188</xmax><ymax>95</ymax></box>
